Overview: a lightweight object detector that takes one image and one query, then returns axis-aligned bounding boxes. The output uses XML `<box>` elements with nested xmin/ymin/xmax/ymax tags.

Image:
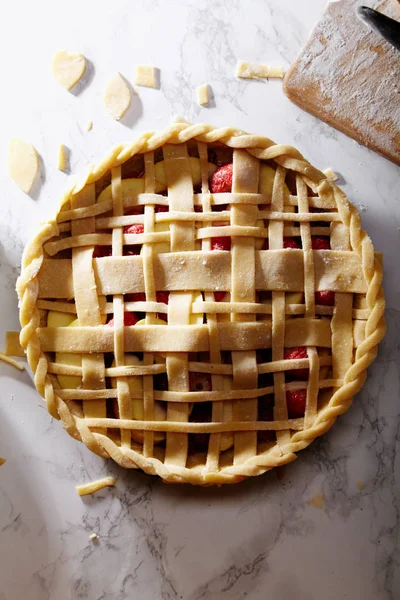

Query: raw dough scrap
<box><xmin>52</xmin><ymin>50</ymin><xmax>86</xmax><ymax>91</ymax></box>
<box><xmin>58</xmin><ymin>144</ymin><xmax>67</xmax><ymax>171</ymax></box>
<box><xmin>236</xmin><ymin>61</ymin><xmax>284</xmax><ymax>79</ymax></box>
<box><xmin>134</xmin><ymin>65</ymin><xmax>157</xmax><ymax>88</ymax></box>
<box><xmin>8</xmin><ymin>139</ymin><xmax>39</xmax><ymax>194</ymax></box>
<box><xmin>324</xmin><ymin>167</ymin><xmax>338</xmax><ymax>182</ymax></box>
<box><xmin>76</xmin><ymin>476</ymin><xmax>116</xmax><ymax>496</ymax></box>
<box><xmin>307</xmin><ymin>492</ymin><xmax>324</xmax><ymax>509</ymax></box>
<box><xmin>104</xmin><ymin>73</ymin><xmax>131</xmax><ymax>120</ymax></box>
<box><xmin>0</xmin><ymin>458</ymin><xmax>5</xmax><ymax>467</ymax></box>
<box><xmin>196</xmin><ymin>84</ymin><xmax>209</xmax><ymax>106</ymax></box>
<box><xmin>86</xmin><ymin>120</ymin><xmax>93</xmax><ymax>132</ymax></box>
<box><xmin>0</xmin><ymin>353</ymin><xmax>24</xmax><ymax>371</ymax></box>
<box><xmin>89</xmin><ymin>533</ymin><xmax>98</xmax><ymax>540</ymax></box>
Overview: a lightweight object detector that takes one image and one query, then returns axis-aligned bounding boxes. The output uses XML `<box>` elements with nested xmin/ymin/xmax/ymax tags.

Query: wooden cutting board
<box><xmin>283</xmin><ymin>0</ymin><xmax>400</xmax><ymax>166</ymax></box>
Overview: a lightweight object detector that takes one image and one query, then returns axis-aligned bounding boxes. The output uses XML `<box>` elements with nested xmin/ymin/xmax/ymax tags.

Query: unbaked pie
<box><xmin>17</xmin><ymin>122</ymin><xmax>386</xmax><ymax>484</ymax></box>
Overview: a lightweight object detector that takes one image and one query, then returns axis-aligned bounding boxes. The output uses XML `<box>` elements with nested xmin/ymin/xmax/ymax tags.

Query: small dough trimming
<box><xmin>58</xmin><ymin>144</ymin><xmax>67</xmax><ymax>172</ymax></box>
<box><xmin>76</xmin><ymin>476</ymin><xmax>116</xmax><ymax>496</ymax></box>
<box><xmin>52</xmin><ymin>50</ymin><xmax>86</xmax><ymax>91</ymax></box>
<box><xmin>196</xmin><ymin>84</ymin><xmax>210</xmax><ymax>106</ymax></box>
<box><xmin>134</xmin><ymin>65</ymin><xmax>157</xmax><ymax>88</ymax></box>
<box><xmin>236</xmin><ymin>61</ymin><xmax>284</xmax><ymax>79</ymax></box>
<box><xmin>104</xmin><ymin>73</ymin><xmax>131</xmax><ymax>120</ymax></box>
<box><xmin>8</xmin><ymin>139</ymin><xmax>39</xmax><ymax>194</ymax></box>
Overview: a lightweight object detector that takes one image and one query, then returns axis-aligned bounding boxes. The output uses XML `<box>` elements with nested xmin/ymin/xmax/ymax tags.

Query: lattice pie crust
<box><xmin>17</xmin><ymin>123</ymin><xmax>385</xmax><ymax>485</ymax></box>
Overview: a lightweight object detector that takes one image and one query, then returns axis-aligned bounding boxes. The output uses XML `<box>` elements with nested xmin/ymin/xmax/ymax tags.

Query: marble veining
<box><xmin>0</xmin><ymin>1</ymin><xmax>399</xmax><ymax>599</ymax></box>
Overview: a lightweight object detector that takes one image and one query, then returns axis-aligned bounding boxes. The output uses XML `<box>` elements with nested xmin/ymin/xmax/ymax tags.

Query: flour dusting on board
<box><xmin>284</xmin><ymin>0</ymin><xmax>400</xmax><ymax>163</ymax></box>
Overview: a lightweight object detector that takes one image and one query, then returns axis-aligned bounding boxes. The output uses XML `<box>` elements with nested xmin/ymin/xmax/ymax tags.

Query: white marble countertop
<box><xmin>0</xmin><ymin>1</ymin><xmax>399</xmax><ymax>598</ymax></box>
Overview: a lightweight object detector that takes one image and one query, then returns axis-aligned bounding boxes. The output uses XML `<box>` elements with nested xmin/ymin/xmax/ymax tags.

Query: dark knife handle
<box><xmin>357</xmin><ymin>6</ymin><xmax>400</xmax><ymax>51</ymax></box>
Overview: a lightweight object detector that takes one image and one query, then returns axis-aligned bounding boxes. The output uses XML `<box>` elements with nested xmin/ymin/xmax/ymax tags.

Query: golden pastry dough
<box><xmin>16</xmin><ymin>122</ymin><xmax>385</xmax><ymax>485</ymax></box>
<box><xmin>236</xmin><ymin>61</ymin><xmax>284</xmax><ymax>79</ymax></box>
<box><xmin>196</xmin><ymin>84</ymin><xmax>209</xmax><ymax>106</ymax></box>
<box><xmin>104</xmin><ymin>73</ymin><xmax>131</xmax><ymax>120</ymax></box>
<box><xmin>57</xmin><ymin>144</ymin><xmax>67</xmax><ymax>171</ymax></box>
<box><xmin>307</xmin><ymin>492</ymin><xmax>324</xmax><ymax>509</ymax></box>
<box><xmin>324</xmin><ymin>168</ymin><xmax>338</xmax><ymax>182</ymax></box>
<box><xmin>76</xmin><ymin>476</ymin><xmax>116</xmax><ymax>496</ymax></box>
<box><xmin>52</xmin><ymin>50</ymin><xmax>86</xmax><ymax>91</ymax></box>
<box><xmin>8</xmin><ymin>139</ymin><xmax>39</xmax><ymax>193</ymax></box>
<box><xmin>0</xmin><ymin>458</ymin><xmax>5</xmax><ymax>466</ymax></box>
<box><xmin>134</xmin><ymin>65</ymin><xmax>157</xmax><ymax>88</ymax></box>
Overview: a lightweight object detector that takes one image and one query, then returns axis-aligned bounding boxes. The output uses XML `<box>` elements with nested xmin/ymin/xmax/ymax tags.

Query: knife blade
<box><xmin>357</xmin><ymin>6</ymin><xmax>400</xmax><ymax>51</ymax></box>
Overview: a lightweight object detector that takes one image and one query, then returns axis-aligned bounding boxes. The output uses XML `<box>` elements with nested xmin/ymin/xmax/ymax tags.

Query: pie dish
<box><xmin>16</xmin><ymin>122</ymin><xmax>386</xmax><ymax>485</ymax></box>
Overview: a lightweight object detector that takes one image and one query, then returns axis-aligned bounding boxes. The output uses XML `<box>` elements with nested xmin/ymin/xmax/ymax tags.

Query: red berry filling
<box><xmin>156</xmin><ymin>291</ymin><xmax>170</xmax><ymax>304</ymax></box>
<box><xmin>286</xmin><ymin>389</ymin><xmax>307</xmax><ymax>418</ymax></box>
<box><xmin>189</xmin><ymin>372</ymin><xmax>212</xmax><ymax>392</ymax></box>
<box><xmin>258</xmin><ymin>396</ymin><xmax>275</xmax><ymax>443</ymax></box>
<box><xmin>315</xmin><ymin>290</ymin><xmax>335</xmax><ymax>306</ymax></box>
<box><xmin>311</xmin><ymin>236</ymin><xmax>330</xmax><ymax>250</ymax></box>
<box><xmin>107</xmin><ymin>312</ymin><xmax>138</xmax><ymax>327</ymax></box>
<box><xmin>93</xmin><ymin>246</ymin><xmax>112</xmax><ymax>258</ymax></box>
<box><xmin>210</xmin><ymin>163</ymin><xmax>233</xmax><ymax>194</ymax></box>
<box><xmin>214</xmin><ymin>291</ymin><xmax>227</xmax><ymax>302</ymax></box>
<box><xmin>211</xmin><ymin>236</ymin><xmax>231</xmax><ymax>251</ymax></box>
<box><xmin>284</xmin><ymin>347</ymin><xmax>309</xmax><ymax>380</ymax></box>
<box><xmin>283</xmin><ymin>237</ymin><xmax>301</xmax><ymax>249</ymax></box>
<box><xmin>124</xmin><ymin>223</ymin><xmax>144</xmax><ymax>235</ymax></box>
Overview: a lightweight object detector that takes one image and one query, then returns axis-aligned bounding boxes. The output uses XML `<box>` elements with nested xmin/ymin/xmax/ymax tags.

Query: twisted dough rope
<box><xmin>16</xmin><ymin>122</ymin><xmax>386</xmax><ymax>484</ymax></box>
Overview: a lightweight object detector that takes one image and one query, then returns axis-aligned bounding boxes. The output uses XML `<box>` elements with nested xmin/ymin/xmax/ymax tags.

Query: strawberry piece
<box><xmin>156</xmin><ymin>291</ymin><xmax>169</xmax><ymax>304</ymax></box>
<box><xmin>214</xmin><ymin>291</ymin><xmax>227</xmax><ymax>302</ymax></box>
<box><xmin>211</xmin><ymin>236</ymin><xmax>231</xmax><ymax>251</ymax></box>
<box><xmin>155</xmin><ymin>205</ymin><xmax>169</xmax><ymax>213</ymax></box>
<box><xmin>283</xmin><ymin>237</ymin><xmax>301</xmax><ymax>249</ymax></box>
<box><xmin>315</xmin><ymin>290</ymin><xmax>335</xmax><ymax>306</ymax></box>
<box><xmin>126</xmin><ymin>293</ymin><xmax>146</xmax><ymax>302</ymax></box>
<box><xmin>311</xmin><ymin>236</ymin><xmax>330</xmax><ymax>250</ymax></box>
<box><xmin>210</xmin><ymin>163</ymin><xmax>233</xmax><ymax>193</ymax></box>
<box><xmin>107</xmin><ymin>312</ymin><xmax>138</xmax><ymax>327</ymax></box>
<box><xmin>93</xmin><ymin>246</ymin><xmax>112</xmax><ymax>258</ymax></box>
<box><xmin>189</xmin><ymin>372</ymin><xmax>212</xmax><ymax>392</ymax></box>
<box><xmin>286</xmin><ymin>389</ymin><xmax>307</xmax><ymax>418</ymax></box>
<box><xmin>124</xmin><ymin>223</ymin><xmax>144</xmax><ymax>235</ymax></box>
<box><xmin>284</xmin><ymin>347</ymin><xmax>309</xmax><ymax>380</ymax></box>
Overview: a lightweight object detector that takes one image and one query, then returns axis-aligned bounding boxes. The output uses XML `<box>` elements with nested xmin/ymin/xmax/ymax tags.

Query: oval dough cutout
<box><xmin>52</xmin><ymin>50</ymin><xmax>86</xmax><ymax>91</ymax></box>
<box><xmin>104</xmin><ymin>73</ymin><xmax>131</xmax><ymax>120</ymax></box>
<box><xmin>8</xmin><ymin>139</ymin><xmax>39</xmax><ymax>193</ymax></box>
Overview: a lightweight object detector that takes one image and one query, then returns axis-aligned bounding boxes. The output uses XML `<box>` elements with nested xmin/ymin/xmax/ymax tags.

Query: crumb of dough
<box><xmin>8</xmin><ymin>138</ymin><xmax>39</xmax><ymax>193</ymax></box>
<box><xmin>76</xmin><ymin>476</ymin><xmax>116</xmax><ymax>496</ymax></box>
<box><xmin>356</xmin><ymin>480</ymin><xmax>365</xmax><ymax>490</ymax></box>
<box><xmin>5</xmin><ymin>331</ymin><xmax>25</xmax><ymax>357</ymax></box>
<box><xmin>57</xmin><ymin>144</ymin><xmax>68</xmax><ymax>172</ymax></box>
<box><xmin>236</xmin><ymin>61</ymin><xmax>284</xmax><ymax>79</ymax></box>
<box><xmin>196</xmin><ymin>84</ymin><xmax>210</xmax><ymax>106</ymax></box>
<box><xmin>0</xmin><ymin>353</ymin><xmax>24</xmax><ymax>371</ymax></box>
<box><xmin>0</xmin><ymin>458</ymin><xmax>5</xmax><ymax>466</ymax></box>
<box><xmin>86</xmin><ymin>120</ymin><xmax>93</xmax><ymax>132</ymax></box>
<box><xmin>104</xmin><ymin>73</ymin><xmax>131</xmax><ymax>120</ymax></box>
<box><xmin>134</xmin><ymin>65</ymin><xmax>157</xmax><ymax>88</ymax></box>
<box><xmin>324</xmin><ymin>167</ymin><xmax>338</xmax><ymax>182</ymax></box>
<box><xmin>307</xmin><ymin>492</ymin><xmax>324</xmax><ymax>510</ymax></box>
<box><xmin>52</xmin><ymin>50</ymin><xmax>86</xmax><ymax>91</ymax></box>
<box><xmin>89</xmin><ymin>533</ymin><xmax>98</xmax><ymax>540</ymax></box>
